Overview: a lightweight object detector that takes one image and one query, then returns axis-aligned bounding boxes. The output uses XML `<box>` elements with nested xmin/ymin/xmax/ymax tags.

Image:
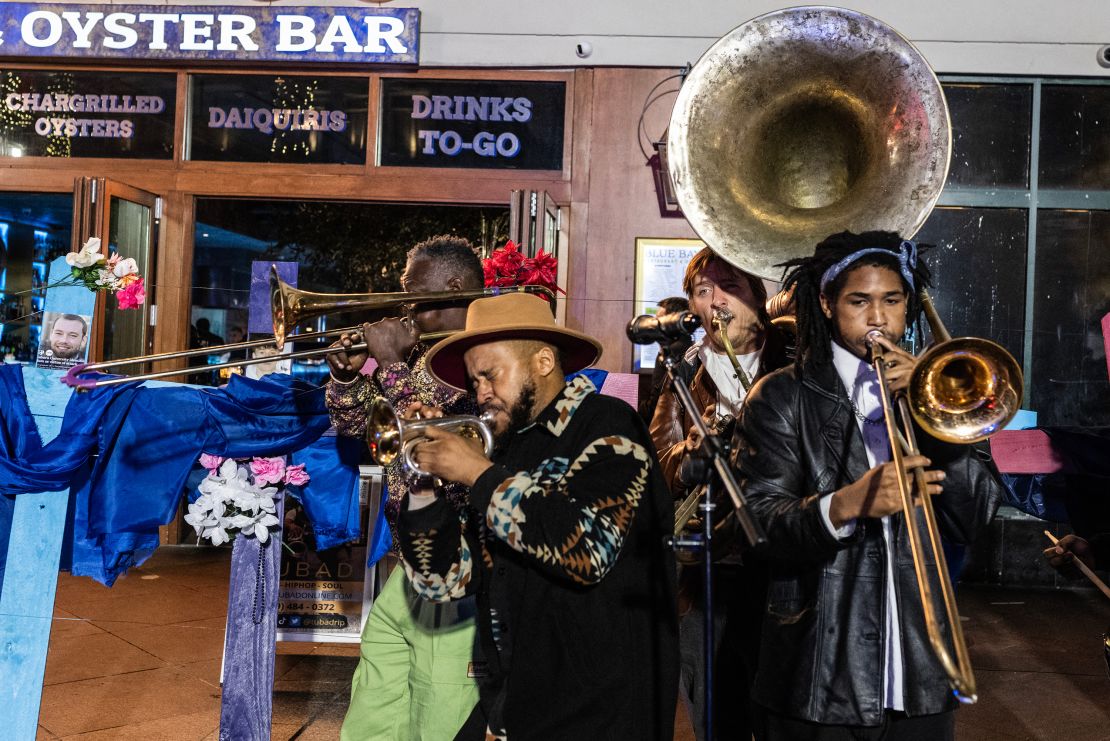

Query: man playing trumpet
<box><xmin>398</xmin><ymin>292</ymin><xmax>679</xmax><ymax>740</ymax></box>
<box><xmin>734</xmin><ymin>231</ymin><xmax>1004</xmax><ymax>739</ymax></box>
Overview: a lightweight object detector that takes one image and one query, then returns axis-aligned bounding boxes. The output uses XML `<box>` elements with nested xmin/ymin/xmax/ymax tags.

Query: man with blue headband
<box><xmin>732</xmin><ymin>231</ymin><xmax>1005</xmax><ymax>739</ymax></box>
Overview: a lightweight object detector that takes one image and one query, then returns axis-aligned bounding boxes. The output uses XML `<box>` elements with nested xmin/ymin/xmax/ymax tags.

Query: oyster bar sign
<box><xmin>0</xmin><ymin>4</ymin><xmax>419</xmax><ymax>64</ymax></box>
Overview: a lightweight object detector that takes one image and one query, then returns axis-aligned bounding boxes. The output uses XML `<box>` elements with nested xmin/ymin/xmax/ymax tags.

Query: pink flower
<box><xmin>284</xmin><ymin>463</ymin><xmax>310</xmax><ymax>486</ymax></box>
<box><xmin>199</xmin><ymin>453</ymin><xmax>224</xmax><ymax>471</ymax></box>
<box><xmin>116</xmin><ymin>277</ymin><xmax>146</xmax><ymax>310</ymax></box>
<box><xmin>250</xmin><ymin>457</ymin><xmax>286</xmax><ymax>485</ymax></box>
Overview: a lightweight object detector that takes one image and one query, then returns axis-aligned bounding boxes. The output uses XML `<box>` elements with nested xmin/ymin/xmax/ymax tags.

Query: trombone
<box><xmin>868</xmin><ymin>289</ymin><xmax>1022</xmax><ymax>704</ymax></box>
<box><xmin>63</xmin><ymin>265</ymin><xmax>555</xmax><ymax>389</ymax></box>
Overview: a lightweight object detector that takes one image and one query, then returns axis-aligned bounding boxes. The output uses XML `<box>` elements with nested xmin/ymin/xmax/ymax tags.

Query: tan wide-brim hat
<box><xmin>425</xmin><ymin>292</ymin><xmax>603</xmax><ymax>390</ymax></box>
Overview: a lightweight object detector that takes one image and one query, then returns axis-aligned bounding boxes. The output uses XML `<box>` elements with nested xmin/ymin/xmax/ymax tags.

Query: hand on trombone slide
<box><xmin>403</xmin><ymin>401</ymin><xmax>493</xmax><ymax>488</ymax></box>
<box><xmin>326</xmin><ymin>318</ymin><xmax>418</xmax><ymax>382</ymax></box>
<box><xmin>828</xmin><ymin>455</ymin><xmax>946</xmax><ymax>528</ymax></box>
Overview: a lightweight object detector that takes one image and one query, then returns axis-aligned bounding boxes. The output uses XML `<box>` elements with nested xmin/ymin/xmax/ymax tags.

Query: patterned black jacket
<box><xmin>397</xmin><ymin>376</ymin><xmax>679</xmax><ymax>740</ymax></box>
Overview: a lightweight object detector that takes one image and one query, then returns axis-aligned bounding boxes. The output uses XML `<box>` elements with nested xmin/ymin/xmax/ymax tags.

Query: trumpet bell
<box><xmin>908</xmin><ymin>337</ymin><xmax>1024</xmax><ymax>444</ymax></box>
<box><xmin>367</xmin><ymin>399</ymin><xmax>403</xmax><ymax>466</ymax></box>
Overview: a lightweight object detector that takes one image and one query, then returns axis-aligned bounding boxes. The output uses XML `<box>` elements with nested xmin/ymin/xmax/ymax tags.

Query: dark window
<box><xmin>188</xmin><ymin>74</ymin><xmax>369</xmax><ymax>164</ymax></box>
<box><xmin>0</xmin><ymin>69</ymin><xmax>175</xmax><ymax>159</ymax></box>
<box><xmin>942</xmin><ymin>83</ymin><xmax>1032</xmax><ymax>189</ymax></box>
<box><xmin>914</xmin><ymin>206</ymin><xmax>1028</xmax><ymax>365</ymax></box>
<box><xmin>0</xmin><ymin>192</ymin><xmax>73</xmax><ymax>362</ymax></box>
<box><xmin>1039</xmin><ymin>85</ymin><xmax>1110</xmax><ymax>190</ymax></box>
<box><xmin>189</xmin><ymin>199</ymin><xmax>509</xmax><ymax>386</ymax></box>
<box><xmin>1030</xmin><ymin>209</ymin><xmax>1110</xmax><ymax>426</ymax></box>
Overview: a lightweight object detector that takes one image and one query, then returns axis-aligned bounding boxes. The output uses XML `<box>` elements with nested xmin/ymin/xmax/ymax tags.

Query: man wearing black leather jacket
<box><xmin>733</xmin><ymin>231</ymin><xmax>1004</xmax><ymax>740</ymax></box>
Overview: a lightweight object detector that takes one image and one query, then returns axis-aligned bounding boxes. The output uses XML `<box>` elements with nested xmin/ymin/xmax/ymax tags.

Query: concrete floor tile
<box><xmin>57</xmin><ymin>709</ymin><xmax>219</xmax><ymax>741</ymax></box>
<box><xmin>43</xmin><ymin>631</ymin><xmax>166</xmax><ymax>686</ymax></box>
<box><xmin>55</xmin><ymin>585</ymin><xmax>230</xmax><ymax>627</ymax></box>
<box><xmin>958</xmin><ymin>669</ymin><xmax>1110</xmax><ymax>740</ymax></box>
<box><xmin>177</xmin><ymin>657</ymin><xmax>224</xmax><ymax>689</ymax></box>
<box><xmin>283</xmin><ymin>705</ymin><xmax>345</xmax><ymax>741</ymax></box>
<box><xmin>92</xmin><ymin>616</ymin><xmax>227</xmax><ymax>665</ymax></box>
<box><xmin>36</xmin><ymin>726</ymin><xmax>58</xmax><ymax>740</ymax></box>
<box><xmin>49</xmin><ymin>608</ymin><xmax>106</xmax><ymax>640</ymax></box>
<box><xmin>311</xmin><ymin>643</ymin><xmax>360</xmax><ymax>657</ymax></box>
<box><xmin>39</xmin><ymin>667</ymin><xmax>221</xmax><ymax>737</ymax></box>
<box><xmin>269</xmin><ymin>723</ymin><xmax>305</xmax><ymax>741</ymax></box>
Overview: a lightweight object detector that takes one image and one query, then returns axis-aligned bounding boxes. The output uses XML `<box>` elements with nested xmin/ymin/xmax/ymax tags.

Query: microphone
<box><xmin>626</xmin><ymin>311</ymin><xmax>702</xmax><ymax>345</ymax></box>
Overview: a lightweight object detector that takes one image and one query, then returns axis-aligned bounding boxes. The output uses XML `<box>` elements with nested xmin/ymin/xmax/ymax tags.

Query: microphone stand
<box><xmin>661</xmin><ymin>344</ymin><xmax>766</xmax><ymax>741</ymax></box>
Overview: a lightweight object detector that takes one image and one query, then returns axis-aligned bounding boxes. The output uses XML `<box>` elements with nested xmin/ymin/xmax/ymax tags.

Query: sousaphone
<box><xmin>667</xmin><ymin>5</ymin><xmax>951</xmax><ymax>280</ymax></box>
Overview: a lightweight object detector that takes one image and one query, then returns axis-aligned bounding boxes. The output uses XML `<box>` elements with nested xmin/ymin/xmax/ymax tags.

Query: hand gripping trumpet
<box><xmin>366</xmin><ymin>398</ymin><xmax>494</xmax><ymax>477</ymax></box>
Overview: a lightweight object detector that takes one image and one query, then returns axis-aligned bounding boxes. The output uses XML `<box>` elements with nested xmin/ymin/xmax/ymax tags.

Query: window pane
<box><xmin>1031</xmin><ymin>209</ymin><xmax>1110</xmax><ymax>426</ymax></box>
<box><xmin>942</xmin><ymin>83</ymin><xmax>1032</xmax><ymax>189</ymax></box>
<box><xmin>0</xmin><ymin>193</ymin><xmax>73</xmax><ymax>363</ymax></box>
<box><xmin>188</xmin><ymin>74</ymin><xmax>369</xmax><ymax>164</ymax></box>
<box><xmin>0</xmin><ymin>69</ymin><xmax>176</xmax><ymax>159</ymax></box>
<box><xmin>189</xmin><ymin>199</ymin><xmax>510</xmax><ymax>386</ymax></box>
<box><xmin>913</xmin><ymin>206</ymin><xmax>1028</xmax><ymax>365</ymax></box>
<box><xmin>1039</xmin><ymin>85</ymin><xmax>1110</xmax><ymax>189</ymax></box>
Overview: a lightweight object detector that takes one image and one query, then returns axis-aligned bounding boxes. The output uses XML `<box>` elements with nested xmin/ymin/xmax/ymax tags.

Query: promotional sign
<box><xmin>0</xmin><ymin>5</ymin><xmax>419</xmax><ymax>65</ymax></box>
<box><xmin>189</xmin><ymin>74</ymin><xmax>368</xmax><ymax>164</ymax></box>
<box><xmin>633</xmin><ymin>238</ymin><xmax>704</xmax><ymax>371</ymax></box>
<box><xmin>379</xmin><ymin>78</ymin><xmax>566</xmax><ymax>170</ymax></box>
<box><xmin>0</xmin><ymin>68</ymin><xmax>175</xmax><ymax>158</ymax></box>
<box><xmin>36</xmin><ymin>310</ymin><xmax>91</xmax><ymax>369</ymax></box>
<box><xmin>276</xmin><ymin>463</ymin><xmax>382</xmax><ymax>642</ymax></box>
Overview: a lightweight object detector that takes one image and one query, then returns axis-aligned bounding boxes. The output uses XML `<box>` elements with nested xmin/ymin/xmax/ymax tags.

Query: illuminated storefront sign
<box><xmin>188</xmin><ymin>74</ymin><xmax>368</xmax><ymax>164</ymax></box>
<box><xmin>0</xmin><ymin>68</ymin><xmax>176</xmax><ymax>157</ymax></box>
<box><xmin>379</xmin><ymin>79</ymin><xmax>566</xmax><ymax>170</ymax></box>
<box><xmin>0</xmin><ymin>4</ymin><xmax>419</xmax><ymax>64</ymax></box>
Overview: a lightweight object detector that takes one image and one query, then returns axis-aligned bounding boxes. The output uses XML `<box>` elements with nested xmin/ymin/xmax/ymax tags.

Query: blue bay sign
<box><xmin>0</xmin><ymin>4</ymin><xmax>419</xmax><ymax>64</ymax></box>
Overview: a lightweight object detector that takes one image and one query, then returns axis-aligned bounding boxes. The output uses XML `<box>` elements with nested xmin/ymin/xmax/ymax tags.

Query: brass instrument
<box><xmin>711</xmin><ymin>309</ymin><xmax>752</xmax><ymax>393</ymax></box>
<box><xmin>367</xmin><ymin>398</ymin><xmax>495</xmax><ymax>476</ymax></box>
<box><xmin>665</xmin><ymin>6</ymin><xmax>1022</xmax><ymax>702</ymax></box>
<box><xmin>63</xmin><ymin>265</ymin><xmax>555</xmax><ymax>389</ymax></box>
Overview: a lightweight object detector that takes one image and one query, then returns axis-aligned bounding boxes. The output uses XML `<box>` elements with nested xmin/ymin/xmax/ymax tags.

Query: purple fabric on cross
<box><xmin>219</xmin><ymin>495</ymin><xmax>285</xmax><ymax>741</ymax></box>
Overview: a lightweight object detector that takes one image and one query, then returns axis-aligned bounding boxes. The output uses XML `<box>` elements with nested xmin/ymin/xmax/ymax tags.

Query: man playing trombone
<box><xmin>326</xmin><ymin>235</ymin><xmax>485</xmax><ymax>741</ymax></box>
<box><xmin>733</xmin><ymin>232</ymin><xmax>1004</xmax><ymax>739</ymax></box>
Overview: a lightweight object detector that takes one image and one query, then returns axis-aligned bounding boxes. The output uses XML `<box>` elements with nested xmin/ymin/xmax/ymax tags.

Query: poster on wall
<box><xmin>0</xmin><ymin>68</ymin><xmax>176</xmax><ymax>158</ymax></box>
<box><xmin>276</xmin><ymin>463</ymin><xmax>381</xmax><ymax>643</ymax></box>
<box><xmin>379</xmin><ymin>78</ymin><xmax>566</xmax><ymax>170</ymax></box>
<box><xmin>36</xmin><ymin>310</ymin><xmax>92</xmax><ymax>369</ymax></box>
<box><xmin>633</xmin><ymin>238</ymin><xmax>704</xmax><ymax>372</ymax></box>
<box><xmin>188</xmin><ymin>73</ymin><xmax>369</xmax><ymax>164</ymax></box>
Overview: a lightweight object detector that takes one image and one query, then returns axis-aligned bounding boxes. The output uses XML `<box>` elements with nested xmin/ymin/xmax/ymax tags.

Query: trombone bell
<box><xmin>908</xmin><ymin>337</ymin><xmax>1023</xmax><ymax>444</ymax></box>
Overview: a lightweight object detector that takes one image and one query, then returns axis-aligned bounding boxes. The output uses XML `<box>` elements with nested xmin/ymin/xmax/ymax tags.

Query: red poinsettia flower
<box><xmin>490</xmin><ymin>240</ymin><xmax>524</xmax><ymax>276</ymax></box>
<box><xmin>518</xmin><ymin>249</ymin><xmax>564</xmax><ymax>295</ymax></box>
<box><xmin>482</xmin><ymin>259</ymin><xmax>499</xmax><ymax>286</ymax></box>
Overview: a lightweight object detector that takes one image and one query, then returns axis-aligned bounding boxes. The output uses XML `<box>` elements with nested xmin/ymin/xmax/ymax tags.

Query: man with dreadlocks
<box><xmin>733</xmin><ymin>231</ymin><xmax>1004</xmax><ymax>739</ymax></box>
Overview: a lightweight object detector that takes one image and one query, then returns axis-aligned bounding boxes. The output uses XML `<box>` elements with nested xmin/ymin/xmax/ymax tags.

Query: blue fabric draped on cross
<box><xmin>0</xmin><ymin>365</ymin><xmax>363</xmax><ymax>586</ymax></box>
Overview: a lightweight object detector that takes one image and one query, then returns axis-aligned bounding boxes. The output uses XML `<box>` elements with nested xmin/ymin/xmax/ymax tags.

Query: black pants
<box><xmin>755</xmin><ymin>706</ymin><xmax>954</xmax><ymax>741</ymax></box>
<box><xmin>678</xmin><ymin>563</ymin><xmax>766</xmax><ymax>741</ymax></box>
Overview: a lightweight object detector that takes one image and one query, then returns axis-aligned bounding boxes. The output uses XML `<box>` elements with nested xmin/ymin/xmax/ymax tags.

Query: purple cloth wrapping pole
<box><xmin>219</xmin><ymin>495</ymin><xmax>285</xmax><ymax>741</ymax></box>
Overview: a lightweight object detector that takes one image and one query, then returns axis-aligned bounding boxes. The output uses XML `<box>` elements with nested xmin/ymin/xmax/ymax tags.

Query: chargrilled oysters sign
<box><xmin>0</xmin><ymin>4</ymin><xmax>419</xmax><ymax>64</ymax></box>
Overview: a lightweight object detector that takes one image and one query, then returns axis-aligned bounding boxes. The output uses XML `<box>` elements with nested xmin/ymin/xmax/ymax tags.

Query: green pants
<box><xmin>341</xmin><ymin>566</ymin><xmax>480</xmax><ymax>741</ymax></box>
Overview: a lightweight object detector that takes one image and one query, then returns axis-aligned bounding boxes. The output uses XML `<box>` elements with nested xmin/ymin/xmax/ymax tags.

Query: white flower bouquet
<box><xmin>185</xmin><ymin>454</ymin><xmax>310</xmax><ymax>546</ymax></box>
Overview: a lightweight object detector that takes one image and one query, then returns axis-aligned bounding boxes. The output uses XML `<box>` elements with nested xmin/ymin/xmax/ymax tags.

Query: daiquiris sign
<box><xmin>0</xmin><ymin>4</ymin><xmax>419</xmax><ymax>64</ymax></box>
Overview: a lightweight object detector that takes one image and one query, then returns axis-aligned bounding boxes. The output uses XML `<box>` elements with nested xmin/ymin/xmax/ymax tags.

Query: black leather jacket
<box><xmin>732</xmin><ymin>359</ymin><xmax>1003</xmax><ymax>726</ymax></box>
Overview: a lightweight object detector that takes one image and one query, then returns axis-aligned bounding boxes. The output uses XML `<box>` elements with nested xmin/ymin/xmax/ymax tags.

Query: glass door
<box><xmin>72</xmin><ymin>177</ymin><xmax>159</xmax><ymax>363</ymax></box>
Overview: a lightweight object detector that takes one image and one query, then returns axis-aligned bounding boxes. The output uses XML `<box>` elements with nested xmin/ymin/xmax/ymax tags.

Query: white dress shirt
<box><xmin>818</xmin><ymin>341</ymin><xmax>906</xmax><ymax>711</ymax></box>
<box><xmin>696</xmin><ymin>339</ymin><xmax>762</xmax><ymax>419</ymax></box>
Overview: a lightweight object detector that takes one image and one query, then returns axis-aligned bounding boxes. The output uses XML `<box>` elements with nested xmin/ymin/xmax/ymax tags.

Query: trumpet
<box><xmin>367</xmin><ymin>398</ymin><xmax>494</xmax><ymax>476</ymax></box>
<box><xmin>62</xmin><ymin>266</ymin><xmax>555</xmax><ymax>389</ymax></box>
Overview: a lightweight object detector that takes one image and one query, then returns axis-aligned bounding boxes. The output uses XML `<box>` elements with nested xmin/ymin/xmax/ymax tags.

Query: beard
<box><xmin>489</xmin><ymin>379</ymin><xmax>537</xmax><ymax>450</ymax></box>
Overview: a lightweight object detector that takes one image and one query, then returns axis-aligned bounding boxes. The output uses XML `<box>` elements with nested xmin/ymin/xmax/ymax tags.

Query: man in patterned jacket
<box><xmin>326</xmin><ymin>235</ymin><xmax>484</xmax><ymax>741</ymax></box>
<box><xmin>400</xmin><ymin>292</ymin><xmax>679</xmax><ymax>740</ymax></box>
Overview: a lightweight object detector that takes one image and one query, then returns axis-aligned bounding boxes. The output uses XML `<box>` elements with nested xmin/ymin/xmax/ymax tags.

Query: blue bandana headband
<box><xmin>818</xmin><ymin>240</ymin><xmax>918</xmax><ymax>294</ymax></box>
